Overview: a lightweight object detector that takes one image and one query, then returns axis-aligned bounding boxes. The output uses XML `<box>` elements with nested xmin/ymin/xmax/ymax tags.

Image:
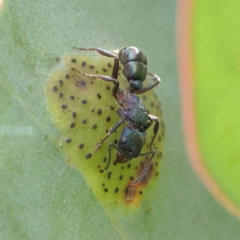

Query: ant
<box><xmin>72</xmin><ymin>46</ymin><xmax>161</xmax><ymax>185</ymax></box>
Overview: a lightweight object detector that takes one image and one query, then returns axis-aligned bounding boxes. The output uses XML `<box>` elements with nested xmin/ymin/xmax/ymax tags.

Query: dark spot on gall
<box><xmin>127</xmin><ymin>163</ymin><xmax>131</xmax><ymax>169</ymax></box>
<box><xmin>82</xmin><ymin>100</ymin><xmax>87</xmax><ymax>104</ymax></box>
<box><xmin>58</xmin><ymin>79</ymin><xmax>63</xmax><ymax>87</ymax></box>
<box><xmin>139</xmin><ymin>191</ymin><xmax>143</xmax><ymax>195</ymax></box>
<box><xmin>75</xmin><ymin>80</ymin><xmax>87</xmax><ymax>88</ymax></box>
<box><xmin>155</xmin><ymin>172</ymin><xmax>159</xmax><ymax>176</ymax></box>
<box><xmin>79</xmin><ymin>143</ymin><xmax>84</xmax><ymax>149</ymax></box>
<box><xmin>82</xmin><ymin>61</ymin><xmax>86</xmax><ymax>67</ymax></box>
<box><xmin>92</xmin><ymin>124</ymin><xmax>97</xmax><ymax>129</ymax></box>
<box><xmin>72</xmin><ymin>112</ymin><xmax>76</xmax><ymax>118</ymax></box>
<box><xmin>100</xmin><ymin>169</ymin><xmax>104</xmax><ymax>173</ymax></box>
<box><xmin>70</xmin><ymin>123</ymin><xmax>75</xmax><ymax>128</ymax></box>
<box><xmin>104</xmin><ymin>188</ymin><xmax>108</xmax><ymax>192</ymax></box>
<box><xmin>91</xmin><ymin>108</ymin><xmax>95</xmax><ymax>113</ymax></box>
<box><xmin>106</xmin><ymin>85</ymin><xmax>111</xmax><ymax>90</ymax></box>
<box><xmin>124</xmin><ymin>187</ymin><xmax>129</xmax><ymax>194</ymax></box>
<box><xmin>110</xmin><ymin>106</ymin><xmax>115</xmax><ymax>110</ymax></box>
<box><xmin>66</xmin><ymin>138</ymin><xmax>71</xmax><ymax>143</ymax></box>
<box><xmin>107</xmin><ymin>172</ymin><xmax>112</xmax><ymax>179</ymax></box>
<box><xmin>53</xmin><ymin>86</ymin><xmax>58</xmax><ymax>92</ymax></box>
<box><xmin>62</xmin><ymin>104</ymin><xmax>67</xmax><ymax>109</ymax></box>
<box><xmin>143</xmin><ymin>95</ymin><xmax>147</xmax><ymax>100</ymax></box>
<box><xmin>106</xmin><ymin>116</ymin><xmax>111</xmax><ymax>122</ymax></box>
<box><xmin>71</xmin><ymin>59</ymin><xmax>76</xmax><ymax>63</ymax></box>
<box><xmin>119</xmin><ymin>175</ymin><xmax>123</xmax><ymax>180</ymax></box>
<box><xmin>90</xmin><ymin>64</ymin><xmax>94</xmax><ymax>69</ymax></box>
<box><xmin>97</xmin><ymin>109</ymin><xmax>102</xmax><ymax>115</ymax></box>
<box><xmin>70</xmin><ymin>95</ymin><xmax>75</xmax><ymax>100</ymax></box>
<box><xmin>102</xmin><ymin>68</ymin><xmax>107</xmax><ymax>72</ymax></box>
<box><xmin>130</xmin><ymin>176</ymin><xmax>134</xmax><ymax>180</ymax></box>
<box><xmin>65</xmin><ymin>74</ymin><xmax>70</xmax><ymax>79</ymax></box>
<box><xmin>115</xmin><ymin>188</ymin><xmax>119</xmax><ymax>193</ymax></box>
<box><xmin>151</xmin><ymin>102</ymin><xmax>154</xmax><ymax>107</ymax></box>
<box><xmin>114</xmin><ymin>139</ymin><xmax>118</xmax><ymax>144</ymax></box>
<box><xmin>59</xmin><ymin>93</ymin><xmax>64</xmax><ymax>98</ymax></box>
<box><xmin>102</xmin><ymin>183</ymin><xmax>105</xmax><ymax>186</ymax></box>
<box><xmin>157</xmin><ymin>152</ymin><xmax>162</xmax><ymax>158</ymax></box>
<box><xmin>86</xmin><ymin>153</ymin><xmax>92</xmax><ymax>159</ymax></box>
<box><xmin>103</xmin><ymin>157</ymin><xmax>107</xmax><ymax>162</ymax></box>
<box><xmin>82</xmin><ymin>119</ymin><xmax>87</xmax><ymax>124</ymax></box>
<box><xmin>107</xmin><ymin>63</ymin><xmax>111</xmax><ymax>67</ymax></box>
<box><xmin>97</xmin><ymin>93</ymin><xmax>101</xmax><ymax>99</ymax></box>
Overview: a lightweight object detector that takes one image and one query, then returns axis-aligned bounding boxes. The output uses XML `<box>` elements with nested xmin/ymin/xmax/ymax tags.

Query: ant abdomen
<box><xmin>118</xmin><ymin>46</ymin><xmax>147</xmax><ymax>65</ymax></box>
<box><xmin>118</xmin><ymin>46</ymin><xmax>148</xmax><ymax>91</ymax></box>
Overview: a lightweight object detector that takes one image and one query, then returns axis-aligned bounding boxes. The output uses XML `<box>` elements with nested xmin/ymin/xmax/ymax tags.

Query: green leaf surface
<box><xmin>1</xmin><ymin>0</ymin><xmax>240</xmax><ymax>239</ymax></box>
<box><xmin>193</xmin><ymin>1</ymin><xmax>240</xmax><ymax>212</ymax></box>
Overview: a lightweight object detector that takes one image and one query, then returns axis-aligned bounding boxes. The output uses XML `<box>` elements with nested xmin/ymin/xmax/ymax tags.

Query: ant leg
<box><xmin>134</xmin><ymin>73</ymin><xmax>161</xmax><ymax>95</ymax></box>
<box><xmin>93</xmin><ymin>118</ymin><xmax>125</xmax><ymax>154</ymax></box>
<box><xmin>73</xmin><ymin>47</ymin><xmax>117</xmax><ymax>59</ymax></box>
<box><xmin>105</xmin><ymin>143</ymin><xmax>126</xmax><ymax>170</ymax></box>
<box><xmin>72</xmin><ymin>67</ymin><xmax>118</xmax><ymax>84</ymax></box>
<box><xmin>71</xmin><ymin>58</ymin><xmax>119</xmax><ymax>100</ymax></box>
<box><xmin>142</xmin><ymin>115</ymin><xmax>159</xmax><ymax>150</ymax></box>
<box><xmin>130</xmin><ymin>149</ymin><xmax>157</xmax><ymax>185</ymax></box>
<box><xmin>148</xmin><ymin>115</ymin><xmax>160</xmax><ymax>150</ymax></box>
<box><xmin>72</xmin><ymin>47</ymin><xmax>119</xmax><ymax>80</ymax></box>
<box><xmin>72</xmin><ymin>67</ymin><xmax>120</xmax><ymax>99</ymax></box>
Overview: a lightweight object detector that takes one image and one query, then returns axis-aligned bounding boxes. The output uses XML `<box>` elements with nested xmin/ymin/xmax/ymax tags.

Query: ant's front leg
<box><xmin>130</xmin><ymin>149</ymin><xmax>157</xmax><ymax>185</ymax></box>
<box><xmin>93</xmin><ymin>118</ymin><xmax>125</xmax><ymax>154</ymax></box>
<box><xmin>105</xmin><ymin>143</ymin><xmax>127</xmax><ymax>170</ymax></box>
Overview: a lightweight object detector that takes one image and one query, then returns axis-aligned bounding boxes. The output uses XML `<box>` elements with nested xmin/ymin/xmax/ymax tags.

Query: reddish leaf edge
<box><xmin>176</xmin><ymin>0</ymin><xmax>240</xmax><ymax>219</ymax></box>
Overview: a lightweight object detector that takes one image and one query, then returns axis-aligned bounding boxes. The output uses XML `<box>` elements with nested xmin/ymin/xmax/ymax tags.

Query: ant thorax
<box><xmin>116</xmin><ymin>89</ymin><xmax>149</xmax><ymax>127</ymax></box>
<box><xmin>116</xmin><ymin>89</ymin><xmax>138</xmax><ymax>110</ymax></box>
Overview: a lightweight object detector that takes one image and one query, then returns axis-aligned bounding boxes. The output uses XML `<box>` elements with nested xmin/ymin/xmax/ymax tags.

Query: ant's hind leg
<box><xmin>73</xmin><ymin>47</ymin><xmax>117</xmax><ymax>59</ymax></box>
<box><xmin>73</xmin><ymin>47</ymin><xmax>119</xmax><ymax>79</ymax></box>
<box><xmin>71</xmin><ymin>67</ymin><xmax>118</xmax><ymax>85</ymax></box>
<box><xmin>134</xmin><ymin>72</ymin><xmax>161</xmax><ymax>95</ymax></box>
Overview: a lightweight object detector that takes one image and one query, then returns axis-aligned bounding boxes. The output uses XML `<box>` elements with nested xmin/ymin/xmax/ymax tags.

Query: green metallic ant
<box><xmin>72</xmin><ymin>46</ymin><xmax>161</xmax><ymax>185</ymax></box>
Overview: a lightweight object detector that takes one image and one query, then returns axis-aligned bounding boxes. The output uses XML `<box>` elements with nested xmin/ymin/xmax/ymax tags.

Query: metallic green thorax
<box><xmin>117</xmin><ymin>90</ymin><xmax>149</xmax><ymax>128</ymax></box>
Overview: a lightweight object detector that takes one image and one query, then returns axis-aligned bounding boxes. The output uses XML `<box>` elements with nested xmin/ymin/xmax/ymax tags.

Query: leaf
<box><xmin>1</xmin><ymin>0</ymin><xmax>240</xmax><ymax>239</ymax></box>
